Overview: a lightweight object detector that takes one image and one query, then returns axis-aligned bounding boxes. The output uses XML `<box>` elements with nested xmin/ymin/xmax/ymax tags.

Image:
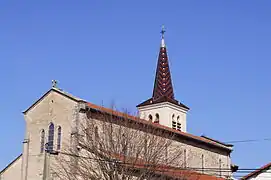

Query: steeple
<box><xmin>152</xmin><ymin>25</ymin><xmax>174</xmax><ymax>101</ymax></box>
<box><xmin>137</xmin><ymin>26</ymin><xmax>189</xmax><ymax>132</ymax></box>
<box><xmin>137</xmin><ymin>25</ymin><xmax>188</xmax><ymax>108</ymax></box>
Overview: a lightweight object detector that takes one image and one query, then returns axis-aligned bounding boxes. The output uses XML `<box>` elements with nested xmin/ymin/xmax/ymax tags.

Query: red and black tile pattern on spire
<box><xmin>152</xmin><ymin>46</ymin><xmax>174</xmax><ymax>100</ymax></box>
<box><xmin>137</xmin><ymin>28</ymin><xmax>189</xmax><ymax>109</ymax></box>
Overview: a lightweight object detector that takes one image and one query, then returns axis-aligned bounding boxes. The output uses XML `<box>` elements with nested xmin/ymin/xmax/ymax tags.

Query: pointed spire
<box><xmin>137</xmin><ymin>26</ymin><xmax>189</xmax><ymax>110</ymax></box>
<box><xmin>152</xmin><ymin>26</ymin><xmax>175</xmax><ymax>100</ymax></box>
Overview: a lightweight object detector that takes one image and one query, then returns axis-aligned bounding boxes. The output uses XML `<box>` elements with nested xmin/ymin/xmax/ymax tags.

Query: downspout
<box><xmin>21</xmin><ymin>137</ymin><xmax>29</xmax><ymax>180</ymax></box>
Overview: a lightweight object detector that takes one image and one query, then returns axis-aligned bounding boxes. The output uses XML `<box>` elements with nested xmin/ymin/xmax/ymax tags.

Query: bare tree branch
<box><xmin>52</xmin><ymin>107</ymin><xmax>200</xmax><ymax>180</ymax></box>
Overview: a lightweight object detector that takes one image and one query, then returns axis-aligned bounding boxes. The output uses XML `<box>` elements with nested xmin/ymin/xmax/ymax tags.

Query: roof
<box><xmin>23</xmin><ymin>87</ymin><xmax>86</xmax><ymax>114</ymax></box>
<box><xmin>137</xmin><ymin>96</ymin><xmax>189</xmax><ymax>109</ymax></box>
<box><xmin>201</xmin><ymin>135</ymin><xmax>233</xmax><ymax>147</ymax></box>
<box><xmin>87</xmin><ymin>102</ymin><xmax>232</xmax><ymax>153</ymax></box>
<box><xmin>241</xmin><ymin>162</ymin><xmax>271</xmax><ymax>179</ymax></box>
<box><xmin>0</xmin><ymin>154</ymin><xmax>22</xmax><ymax>174</ymax></box>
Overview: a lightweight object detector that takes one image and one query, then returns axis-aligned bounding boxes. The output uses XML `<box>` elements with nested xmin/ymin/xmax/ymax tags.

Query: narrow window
<box><xmin>94</xmin><ymin>126</ymin><xmax>99</xmax><ymax>139</ymax></box>
<box><xmin>144</xmin><ymin>138</ymin><xmax>148</xmax><ymax>156</ymax></box>
<box><xmin>94</xmin><ymin>126</ymin><xmax>100</xmax><ymax>149</ymax></box>
<box><xmin>165</xmin><ymin>144</ymin><xmax>168</xmax><ymax>164</ymax></box>
<box><xmin>121</xmin><ymin>133</ymin><xmax>127</xmax><ymax>155</ymax></box>
<box><xmin>155</xmin><ymin>113</ymin><xmax>159</xmax><ymax>123</ymax></box>
<box><xmin>148</xmin><ymin>114</ymin><xmax>153</xmax><ymax>122</ymax></box>
<box><xmin>201</xmin><ymin>154</ymin><xmax>204</xmax><ymax>173</ymax></box>
<box><xmin>40</xmin><ymin>129</ymin><xmax>45</xmax><ymax>153</ymax></box>
<box><xmin>184</xmin><ymin>149</ymin><xmax>187</xmax><ymax>168</ymax></box>
<box><xmin>57</xmin><ymin>126</ymin><xmax>62</xmax><ymax>150</ymax></box>
<box><xmin>177</xmin><ymin>116</ymin><xmax>181</xmax><ymax>131</ymax></box>
<box><xmin>48</xmin><ymin>123</ymin><xmax>55</xmax><ymax>151</ymax></box>
<box><xmin>219</xmin><ymin>159</ymin><xmax>222</xmax><ymax>177</ymax></box>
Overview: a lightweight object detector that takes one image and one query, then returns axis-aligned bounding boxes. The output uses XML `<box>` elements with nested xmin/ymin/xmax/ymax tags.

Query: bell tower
<box><xmin>137</xmin><ymin>26</ymin><xmax>189</xmax><ymax>132</ymax></box>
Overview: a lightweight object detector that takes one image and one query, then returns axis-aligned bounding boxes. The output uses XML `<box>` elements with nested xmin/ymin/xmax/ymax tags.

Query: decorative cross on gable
<box><xmin>52</xmin><ymin>80</ymin><xmax>58</xmax><ymax>88</ymax></box>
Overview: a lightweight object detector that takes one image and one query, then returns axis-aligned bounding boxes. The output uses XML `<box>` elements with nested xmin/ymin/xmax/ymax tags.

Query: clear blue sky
<box><xmin>1</xmin><ymin>0</ymin><xmax>271</xmax><ymax>175</ymax></box>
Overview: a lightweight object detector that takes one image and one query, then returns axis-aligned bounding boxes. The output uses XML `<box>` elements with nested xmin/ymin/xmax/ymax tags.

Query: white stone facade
<box><xmin>138</xmin><ymin>102</ymin><xmax>188</xmax><ymax>132</ymax></box>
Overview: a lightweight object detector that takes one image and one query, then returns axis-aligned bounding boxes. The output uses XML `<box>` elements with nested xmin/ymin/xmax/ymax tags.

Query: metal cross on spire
<box><xmin>160</xmin><ymin>25</ymin><xmax>166</xmax><ymax>47</ymax></box>
<box><xmin>161</xmin><ymin>25</ymin><xmax>166</xmax><ymax>39</ymax></box>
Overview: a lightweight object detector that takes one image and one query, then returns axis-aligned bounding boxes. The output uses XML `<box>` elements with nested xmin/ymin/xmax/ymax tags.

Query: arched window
<box><xmin>148</xmin><ymin>114</ymin><xmax>153</xmax><ymax>122</ymax></box>
<box><xmin>40</xmin><ymin>129</ymin><xmax>45</xmax><ymax>153</ymax></box>
<box><xmin>57</xmin><ymin>126</ymin><xmax>61</xmax><ymax>150</ymax></box>
<box><xmin>154</xmin><ymin>113</ymin><xmax>159</xmax><ymax>123</ymax></box>
<box><xmin>48</xmin><ymin>123</ymin><xmax>54</xmax><ymax>151</ymax></box>
<box><xmin>177</xmin><ymin>116</ymin><xmax>180</xmax><ymax>121</ymax></box>
<box><xmin>176</xmin><ymin>116</ymin><xmax>181</xmax><ymax>131</ymax></box>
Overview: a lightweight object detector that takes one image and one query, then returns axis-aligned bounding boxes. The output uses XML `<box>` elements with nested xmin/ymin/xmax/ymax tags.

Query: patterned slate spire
<box><xmin>137</xmin><ymin>26</ymin><xmax>188</xmax><ymax>109</ymax></box>
<box><xmin>152</xmin><ymin>26</ymin><xmax>174</xmax><ymax>100</ymax></box>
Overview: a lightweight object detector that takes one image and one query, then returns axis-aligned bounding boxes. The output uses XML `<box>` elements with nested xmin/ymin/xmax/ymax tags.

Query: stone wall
<box><xmin>22</xmin><ymin>90</ymin><xmax>79</xmax><ymax>180</ymax></box>
<box><xmin>14</xmin><ymin>89</ymin><xmax>232</xmax><ymax>180</ymax></box>
<box><xmin>0</xmin><ymin>155</ymin><xmax>22</xmax><ymax>180</ymax></box>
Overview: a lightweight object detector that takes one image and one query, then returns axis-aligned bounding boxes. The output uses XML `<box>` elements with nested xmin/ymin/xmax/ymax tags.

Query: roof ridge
<box><xmin>87</xmin><ymin>102</ymin><xmax>232</xmax><ymax>152</ymax></box>
<box><xmin>23</xmin><ymin>88</ymin><xmax>86</xmax><ymax>114</ymax></box>
<box><xmin>0</xmin><ymin>154</ymin><xmax>22</xmax><ymax>174</ymax></box>
<box><xmin>241</xmin><ymin>162</ymin><xmax>271</xmax><ymax>179</ymax></box>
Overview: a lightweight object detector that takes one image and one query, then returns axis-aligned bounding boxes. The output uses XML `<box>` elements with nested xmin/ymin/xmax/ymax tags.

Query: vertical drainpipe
<box><xmin>21</xmin><ymin>134</ymin><xmax>30</xmax><ymax>180</ymax></box>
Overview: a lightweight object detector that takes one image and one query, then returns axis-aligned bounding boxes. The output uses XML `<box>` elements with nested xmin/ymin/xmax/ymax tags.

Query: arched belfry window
<box><xmin>177</xmin><ymin>116</ymin><xmax>181</xmax><ymax>131</ymax></box>
<box><xmin>48</xmin><ymin>123</ymin><xmax>54</xmax><ymax>151</ymax></box>
<box><xmin>154</xmin><ymin>113</ymin><xmax>159</xmax><ymax>123</ymax></box>
<box><xmin>40</xmin><ymin>129</ymin><xmax>45</xmax><ymax>153</ymax></box>
<box><xmin>148</xmin><ymin>114</ymin><xmax>153</xmax><ymax>122</ymax></box>
<box><xmin>57</xmin><ymin>126</ymin><xmax>62</xmax><ymax>150</ymax></box>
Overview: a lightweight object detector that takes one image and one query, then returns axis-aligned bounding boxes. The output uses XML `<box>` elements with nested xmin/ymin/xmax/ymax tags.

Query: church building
<box><xmin>0</xmin><ymin>27</ymin><xmax>236</xmax><ymax>180</ymax></box>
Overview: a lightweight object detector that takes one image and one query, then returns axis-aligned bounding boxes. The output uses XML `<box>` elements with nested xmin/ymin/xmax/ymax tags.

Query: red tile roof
<box><xmin>87</xmin><ymin>102</ymin><xmax>232</xmax><ymax>153</ymax></box>
<box><xmin>241</xmin><ymin>162</ymin><xmax>271</xmax><ymax>179</ymax></box>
